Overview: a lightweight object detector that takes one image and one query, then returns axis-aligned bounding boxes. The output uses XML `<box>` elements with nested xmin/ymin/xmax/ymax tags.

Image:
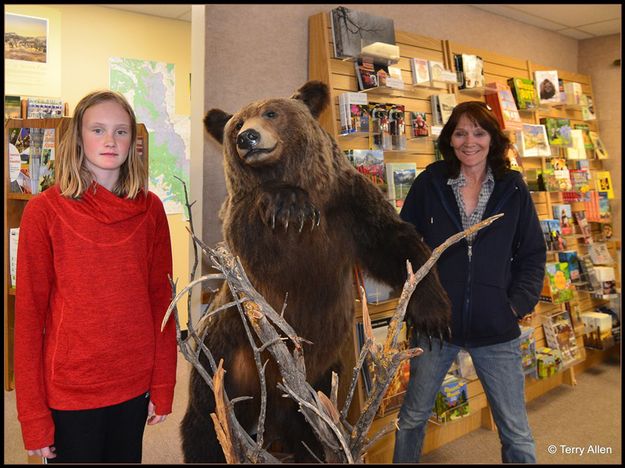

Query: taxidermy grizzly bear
<box><xmin>181</xmin><ymin>81</ymin><xmax>451</xmax><ymax>462</ymax></box>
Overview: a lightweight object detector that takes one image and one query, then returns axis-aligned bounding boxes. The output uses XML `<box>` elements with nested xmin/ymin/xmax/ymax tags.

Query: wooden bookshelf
<box><xmin>309</xmin><ymin>10</ymin><xmax>620</xmax><ymax>463</ymax></box>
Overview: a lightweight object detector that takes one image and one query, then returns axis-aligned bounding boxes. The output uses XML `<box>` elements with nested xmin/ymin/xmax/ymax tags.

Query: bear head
<box><xmin>203</xmin><ymin>81</ymin><xmax>336</xmax><ymax>197</ymax></box>
<box><xmin>204</xmin><ymin>81</ymin><xmax>330</xmax><ymax>168</ymax></box>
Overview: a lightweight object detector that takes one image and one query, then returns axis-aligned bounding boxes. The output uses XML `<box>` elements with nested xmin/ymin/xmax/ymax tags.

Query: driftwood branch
<box><xmin>163</xmin><ymin>182</ymin><xmax>503</xmax><ymax>463</ymax></box>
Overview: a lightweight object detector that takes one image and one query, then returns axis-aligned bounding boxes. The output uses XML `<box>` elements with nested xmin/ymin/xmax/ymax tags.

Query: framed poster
<box><xmin>5</xmin><ymin>8</ymin><xmax>61</xmax><ymax>97</ymax></box>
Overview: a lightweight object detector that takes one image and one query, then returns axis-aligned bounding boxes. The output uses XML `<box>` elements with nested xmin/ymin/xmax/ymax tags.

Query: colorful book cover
<box><xmin>410</xmin><ymin>111</ymin><xmax>429</xmax><ymax>137</ymax></box>
<box><xmin>541</xmin><ymin>262</ymin><xmax>574</xmax><ymax>304</ymax></box>
<box><xmin>566</xmin><ymin>129</ymin><xmax>588</xmax><ymax>160</ymax></box>
<box><xmin>552</xmin><ymin>204</ymin><xmax>573</xmax><ymax>235</ymax></box>
<box><xmin>410</xmin><ymin>57</ymin><xmax>431</xmax><ymax>85</ymax></box>
<box><xmin>345</xmin><ymin>149</ymin><xmax>386</xmax><ymax>193</ymax></box>
<box><xmin>541</xmin><ymin>118</ymin><xmax>572</xmax><ymax>147</ymax></box>
<box><xmin>588</xmin><ymin>131</ymin><xmax>608</xmax><ymax>159</ymax></box>
<box><xmin>573</xmin><ymin>210</ymin><xmax>593</xmax><ymax>244</ymax></box>
<box><xmin>507</xmin><ymin>76</ymin><xmax>537</xmax><ymax>110</ymax></box>
<box><xmin>517</xmin><ymin>124</ymin><xmax>550</xmax><ymax>157</ymax></box>
<box><xmin>484</xmin><ymin>86</ymin><xmax>522</xmax><ymax>131</ymax></box>
<box><xmin>534</xmin><ymin>70</ymin><xmax>560</xmax><ymax>104</ymax></box>
<box><xmin>573</xmin><ymin>123</ymin><xmax>594</xmax><ymax>150</ymax></box>
<box><xmin>386</xmin><ymin>162</ymin><xmax>419</xmax><ymax>212</ymax></box>
<box><xmin>594</xmin><ymin>171</ymin><xmax>614</xmax><ymax>199</ymax></box>
<box><xmin>558</xmin><ymin>251</ymin><xmax>581</xmax><ymax>282</ymax></box>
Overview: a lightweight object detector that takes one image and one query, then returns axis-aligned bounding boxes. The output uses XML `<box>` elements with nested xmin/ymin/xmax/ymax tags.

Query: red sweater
<box><xmin>15</xmin><ymin>183</ymin><xmax>177</xmax><ymax>450</ymax></box>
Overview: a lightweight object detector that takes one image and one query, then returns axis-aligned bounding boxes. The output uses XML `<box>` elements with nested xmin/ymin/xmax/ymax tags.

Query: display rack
<box><xmin>309</xmin><ymin>10</ymin><xmax>619</xmax><ymax>463</ymax></box>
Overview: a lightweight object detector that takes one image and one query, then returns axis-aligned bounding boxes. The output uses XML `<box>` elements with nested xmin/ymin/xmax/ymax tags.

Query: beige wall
<box><xmin>201</xmin><ymin>4</ymin><xmax>615</xmax><ymax>245</ymax></box>
<box><xmin>579</xmin><ymin>34</ymin><xmax>622</xmax><ymax>240</ymax></box>
<box><xmin>5</xmin><ymin>4</ymin><xmax>192</xmax><ymax>322</ymax></box>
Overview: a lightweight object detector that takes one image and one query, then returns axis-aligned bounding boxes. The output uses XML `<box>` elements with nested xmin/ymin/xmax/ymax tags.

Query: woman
<box><xmin>15</xmin><ymin>91</ymin><xmax>177</xmax><ymax>463</ymax></box>
<box><xmin>393</xmin><ymin>101</ymin><xmax>546</xmax><ymax>463</ymax></box>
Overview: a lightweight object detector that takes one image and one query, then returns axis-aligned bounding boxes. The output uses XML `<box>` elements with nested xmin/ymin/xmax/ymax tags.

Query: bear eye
<box><xmin>263</xmin><ymin>110</ymin><xmax>277</xmax><ymax>119</ymax></box>
<box><xmin>234</xmin><ymin>120</ymin><xmax>243</xmax><ymax>131</ymax></box>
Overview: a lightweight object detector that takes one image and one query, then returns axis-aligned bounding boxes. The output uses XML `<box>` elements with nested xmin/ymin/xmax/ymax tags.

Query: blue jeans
<box><xmin>393</xmin><ymin>336</ymin><xmax>536</xmax><ymax>463</ymax></box>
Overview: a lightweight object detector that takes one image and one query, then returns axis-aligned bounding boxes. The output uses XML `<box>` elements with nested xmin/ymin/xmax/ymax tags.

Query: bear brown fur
<box><xmin>181</xmin><ymin>81</ymin><xmax>451</xmax><ymax>462</ymax></box>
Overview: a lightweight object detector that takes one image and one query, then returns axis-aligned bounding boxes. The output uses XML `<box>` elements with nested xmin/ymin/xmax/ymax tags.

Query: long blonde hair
<box><xmin>57</xmin><ymin>90</ymin><xmax>146</xmax><ymax>199</ymax></box>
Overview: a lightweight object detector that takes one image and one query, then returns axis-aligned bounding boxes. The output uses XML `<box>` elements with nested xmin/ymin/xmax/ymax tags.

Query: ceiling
<box><xmin>470</xmin><ymin>4</ymin><xmax>621</xmax><ymax>40</ymax></box>
<box><xmin>100</xmin><ymin>4</ymin><xmax>621</xmax><ymax>40</ymax></box>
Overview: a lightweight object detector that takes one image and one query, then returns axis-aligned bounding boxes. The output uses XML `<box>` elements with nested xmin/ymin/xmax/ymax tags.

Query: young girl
<box><xmin>14</xmin><ymin>90</ymin><xmax>177</xmax><ymax>463</ymax></box>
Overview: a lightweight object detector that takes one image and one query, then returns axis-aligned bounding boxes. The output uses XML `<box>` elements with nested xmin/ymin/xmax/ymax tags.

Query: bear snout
<box><xmin>237</xmin><ymin>128</ymin><xmax>261</xmax><ymax>150</ymax></box>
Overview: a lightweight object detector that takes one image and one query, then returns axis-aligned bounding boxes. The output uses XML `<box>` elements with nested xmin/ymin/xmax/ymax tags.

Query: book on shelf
<box><xmin>10</xmin><ymin>228</ymin><xmax>20</xmax><ymax>289</ymax></box>
<box><xmin>563</xmin><ymin>81</ymin><xmax>583</xmax><ymax>106</ymax></box>
<box><xmin>544</xmin><ymin>157</ymin><xmax>572</xmax><ymax>192</ymax></box>
<box><xmin>428</xmin><ymin>60</ymin><xmax>457</xmax><ymax>84</ymax></box>
<box><xmin>338</xmin><ymin>92</ymin><xmax>369</xmax><ymax>134</ymax></box>
<box><xmin>9</xmin><ymin>127</ymin><xmax>34</xmax><ymax>194</ymax></box>
<box><xmin>355</xmin><ymin>57</ymin><xmax>384</xmax><ymax>90</ymax></box>
<box><xmin>572</xmin><ymin>210</ymin><xmax>593</xmax><ymax>244</ymax></box>
<box><xmin>386</xmin><ymin>162</ymin><xmax>421</xmax><ymax>212</ymax></box>
<box><xmin>25</xmin><ymin>97</ymin><xmax>65</xmax><ymax>118</ymax></box>
<box><xmin>431</xmin><ymin>94</ymin><xmax>457</xmax><ymax>126</ymax></box>
<box><xmin>541</xmin><ymin>310</ymin><xmax>580</xmax><ymax>367</ymax></box>
<box><xmin>454</xmin><ymin>53</ymin><xmax>484</xmax><ymax>89</ymax></box>
<box><xmin>569</xmin><ymin>169</ymin><xmax>591</xmax><ymax>198</ymax></box>
<box><xmin>5</xmin><ymin>95</ymin><xmax>22</xmax><ymax>119</ymax></box>
<box><xmin>369</xmin><ymin>102</ymin><xmax>393</xmax><ymax>151</ymax></box>
<box><xmin>588</xmin><ymin>242</ymin><xmax>614</xmax><ymax>266</ymax></box>
<box><xmin>409</xmin><ymin>57</ymin><xmax>431</xmax><ymax>85</ymax></box>
<box><xmin>540</xmin><ymin>262</ymin><xmax>574</xmax><ymax>304</ymax></box>
<box><xmin>519</xmin><ymin>326</ymin><xmax>538</xmax><ymax>378</ymax></box>
<box><xmin>330</xmin><ymin>6</ymin><xmax>396</xmax><ymax>61</ymax></box>
<box><xmin>558</xmin><ymin>250</ymin><xmax>581</xmax><ymax>283</ymax></box>
<box><xmin>410</xmin><ymin>111</ymin><xmax>429</xmax><ymax>138</ymax></box>
<box><xmin>484</xmin><ymin>82</ymin><xmax>522</xmax><ymax>131</ymax></box>
<box><xmin>593</xmin><ymin>266</ymin><xmax>617</xmax><ymax>296</ymax></box>
<box><xmin>388</xmin><ymin>104</ymin><xmax>406</xmax><ymax>150</ymax></box>
<box><xmin>573</xmin><ymin>123</ymin><xmax>594</xmax><ymax>150</ymax></box>
<box><xmin>29</xmin><ymin>128</ymin><xmax>44</xmax><ymax>195</ymax></box>
<box><xmin>507</xmin><ymin>77</ymin><xmax>537</xmax><ymax>110</ymax></box>
<box><xmin>516</xmin><ymin>124</ymin><xmax>551</xmax><ymax>157</ymax></box>
<box><xmin>578</xmin><ymin>254</ymin><xmax>602</xmax><ymax>292</ymax></box>
<box><xmin>540</xmin><ymin>117</ymin><xmax>573</xmax><ymax>147</ymax></box>
<box><xmin>534</xmin><ymin>70</ymin><xmax>560</xmax><ymax>104</ymax></box>
<box><xmin>552</xmin><ymin>203</ymin><xmax>573</xmax><ymax>235</ymax></box>
<box><xmin>345</xmin><ymin>149</ymin><xmax>386</xmax><ymax>193</ymax></box>
<box><xmin>355</xmin><ymin>316</ymin><xmax>410</xmax><ymax>417</ymax></box>
<box><xmin>432</xmin><ymin>374</ymin><xmax>469</xmax><ymax>423</ymax></box>
<box><xmin>580</xmin><ymin>94</ymin><xmax>596</xmax><ymax>120</ymax></box>
<box><xmin>566</xmin><ymin>129</ymin><xmax>588</xmax><ymax>160</ymax></box>
<box><xmin>593</xmin><ymin>170</ymin><xmax>614</xmax><ymax>199</ymax></box>
<box><xmin>588</xmin><ymin>131</ymin><xmax>608</xmax><ymax>159</ymax></box>
<box><xmin>536</xmin><ymin>347</ymin><xmax>563</xmax><ymax>379</ymax></box>
<box><xmin>540</xmin><ymin>219</ymin><xmax>567</xmax><ymax>251</ymax></box>
<box><xmin>39</xmin><ymin>128</ymin><xmax>56</xmax><ymax>192</ymax></box>
<box><xmin>580</xmin><ymin>311</ymin><xmax>614</xmax><ymax>345</ymax></box>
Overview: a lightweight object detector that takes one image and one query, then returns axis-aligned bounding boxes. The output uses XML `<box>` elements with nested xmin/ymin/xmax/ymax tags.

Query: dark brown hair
<box><xmin>438</xmin><ymin>101</ymin><xmax>511</xmax><ymax>179</ymax></box>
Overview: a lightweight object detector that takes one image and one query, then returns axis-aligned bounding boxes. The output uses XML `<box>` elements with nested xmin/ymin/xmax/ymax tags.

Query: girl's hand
<box><xmin>147</xmin><ymin>400</ymin><xmax>168</xmax><ymax>425</ymax></box>
<box><xmin>27</xmin><ymin>446</ymin><xmax>56</xmax><ymax>459</ymax></box>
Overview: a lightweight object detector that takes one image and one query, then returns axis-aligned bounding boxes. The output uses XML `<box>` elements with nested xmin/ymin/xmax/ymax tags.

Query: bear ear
<box><xmin>290</xmin><ymin>81</ymin><xmax>330</xmax><ymax>119</ymax></box>
<box><xmin>204</xmin><ymin>109</ymin><xmax>233</xmax><ymax>144</ymax></box>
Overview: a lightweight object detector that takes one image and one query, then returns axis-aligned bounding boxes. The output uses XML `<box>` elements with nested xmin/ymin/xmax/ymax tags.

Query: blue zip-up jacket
<box><xmin>400</xmin><ymin>160</ymin><xmax>546</xmax><ymax>347</ymax></box>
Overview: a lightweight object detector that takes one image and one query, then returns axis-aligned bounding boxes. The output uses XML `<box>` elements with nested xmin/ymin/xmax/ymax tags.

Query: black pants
<box><xmin>48</xmin><ymin>391</ymin><xmax>150</xmax><ymax>463</ymax></box>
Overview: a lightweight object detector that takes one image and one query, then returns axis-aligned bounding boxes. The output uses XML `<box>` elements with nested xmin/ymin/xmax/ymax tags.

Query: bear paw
<box><xmin>407</xmin><ymin>296</ymin><xmax>452</xmax><ymax>350</ymax></box>
<box><xmin>257</xmin><ymin>183</ymin><xmax>320</xmax><ymax>233</ymax></box>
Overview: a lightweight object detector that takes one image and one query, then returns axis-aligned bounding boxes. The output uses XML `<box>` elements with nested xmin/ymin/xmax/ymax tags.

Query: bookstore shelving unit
<box><xmin>309</xmin><ymin>10</ymin><xmax>620</xmax><ymax>463</ymax></box>
<box><xmin>3</xmin><ymin>118</ymin><xmax>149</xmax><ymax>391</ymax></box>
